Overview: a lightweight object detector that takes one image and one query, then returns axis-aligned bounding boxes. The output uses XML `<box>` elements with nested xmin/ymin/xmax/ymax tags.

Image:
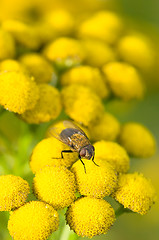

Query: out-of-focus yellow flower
<box><xmin>19</xmin><ymin>53</ymin><xmax>55</xmax><ymax>83</ymax></box>
<box><xmin>0</xmin><ymin>29</ymin><xmax>15</xmax><ymax>60</ymax></box>
<box><xmin>66</xmin><ymin>197</ymin><xmax>115</xmax><ymax>238</ymax></box>
<box><xmin>61</xmin><ymin>84</ymin><xmax>104</xmax><ymax>126</ymax></box>
<box><xmin>117</xmin><ymin>34</ymin><xmax>155</xmax><ymax>70</ymax></box>
<box><xmin>82</xmin><ymin>39</ymin><xmax>116</xmax><ymax>67</ymax></box>
<box><xmin>20</xmin><ymin>84</ymin><xmax>62</xmax><ymax>123</ymax></box>
<box><xmin>60</xmin><ymin>65</ymin><xmax>109</xmax><ymax>99</ymax></box>
<box><xmin>2</xmin><ymin>19</ymin><xmax>41</xmax><ymax>50</ymax></box>
<box><xmin>71</xmin><ymin>158</ymin><xmax>117</xmax><ymax>198</ymax></box>
<box><xmin>78</xmin><ymin>11</ymin><xmax>123</xmax><ymax>44</ymax></box>
<box><xmin>0</xmin><ymin>71</ymin><xmax>39</xmax><ymax>114</ymax></box>
<box><xmin>88</xmin><ymin>112</ymin><xmax>120</xmax><ymax>141</ymax></box>
<box><xmin>0</xmin><ymin>175</ymin><xmax>30</xmax><ymax>211</ymax></box>
<box><xmin>118</xmin><ymin>122</ymin><xmax>156</xmax><ymax>158</ymax></box>
<box><xmin>0</xmin><ymin>59</ymin><xmax>27</xmax><ymax>72</ymax></box>
<box><xmin>94</xmin><ymin>140</ymin><xmax>130</xmax><ymax>173</ymax></box>
<box><xmin>112</xmin><ymin>173</ymin><xmax>156</xmax><ymax>215</ymax></box>
<box><xmin>43</xmin><ymin>37</ymin><xmax>85</xmax><ymax>69</ymax></box>
<box><xmin>33</xmin><ymin>166</ymin><xmax>76</xmax><ymax>209</ymax></box>
<box><xmin>102</xmin><ymin>61</ymin><xmax>145</xmax><ymax>100</ymax></box>
<box><xmin>8</xmin><ymin>201</ymin><xmax>59</xmax><ymax>240</ymax></box>
<box><xmin>30</xmin><ymin>137</ymin><xmax>78</xmax><ymax>174</ymax></box>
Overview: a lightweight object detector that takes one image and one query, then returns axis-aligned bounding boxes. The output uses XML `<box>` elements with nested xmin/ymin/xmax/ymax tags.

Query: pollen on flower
<box><xmin>112</xmin><ymin>172</ymin><xmax>156</xmax><ymax>215</ymax></box>
<box><xmin>33</xmin><ymin>166</ymin><xmax>76</xmax><ymax>209</ymax></box>
<box><xmin>0</xmin><ymin>29</ymin><xmax>15</xmax><ymax>60</ymax></box>
<box><xmin>0</xmin><ymin>71</ymin><xmax>39</xmax><ymax>114</ymax></box>
<box><xmin>118</xmin><ymin>122</ymin><xmax>156</xmax><ymax>158</ymax></box>
<box><xmin>20</xmin><ymin>83</ymin><xmax>62</xmax><ymax>124</ymax></box>
<box><xmin>30</xmin><ymin>137</ymin><xmax>78</xmax><ymax>174</ymax></box>
<box><xmin>0</xmin><ymin>175</ymin><xmax>30</xmax><ymax>211</ymax></box>
<box><xmin>60</xmin><ymin>65</ymin><xmax>109</xmax><ymax>99</ymax></box>
<box><xmin>102</xmin><ymin>61</ymin><xmax>145</xmax><ymax>100</ymax></box>
<box><xmin>8</xmin><ymin>201</ymin><xmax>59</xmax><ymax>240</ymax></box>
<box><xmin>71</xmin><ymin>158</ymin><xmax>118</xmax><ymax>198</ymax></box>
<box><xmin>66</xmin><ymin>197</ymin><xmax>116</xmax><ymax>238</ymax></box>
<box><xmin>94</xmin><ymin>140</ymin><xmax>130</xmax><ymax>173</ymax></box>
<box><xmin>61</xmin><ymin>84</ymin><xmax>104</xmax><ymax>126</ymax></box>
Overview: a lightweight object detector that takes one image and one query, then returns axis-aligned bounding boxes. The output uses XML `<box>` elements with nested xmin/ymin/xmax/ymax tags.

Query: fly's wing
<box><xmin>63</xmin><ymin>120</ymin><xmax>89</xmax><ymax>139</ymax></box>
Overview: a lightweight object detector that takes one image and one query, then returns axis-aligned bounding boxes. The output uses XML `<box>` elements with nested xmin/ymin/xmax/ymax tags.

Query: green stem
<box><xmin>115</xmin><ymin>205</ymin><xmax>133</xmax><ymax>217</ymax></box>
<box><xmin>59</xmin><ymin>224</ymin><xmax>79</xmax><ymax>240</ymax></box>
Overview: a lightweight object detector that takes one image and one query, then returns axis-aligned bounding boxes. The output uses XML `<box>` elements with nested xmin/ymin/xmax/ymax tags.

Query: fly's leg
<box><xmin>92</xmin><ymin>156</ymin><xmax>100</xmax><ymax>167</ymax></box>
<box><xmin>61</xmin><ymin>150</ymin><xmax>73</xmax><ymax>158</ymax></box>
<box><xmin>79</xmin><ymin>155</ymin><xmax>86</xmax><ymax>173</ymax></box>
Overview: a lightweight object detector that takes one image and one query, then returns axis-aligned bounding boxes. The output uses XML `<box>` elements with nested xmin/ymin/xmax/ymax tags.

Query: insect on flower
<box><xmin>49</xmin><ymin>120</ymin><xmax>99</xmax><ymax>172</ymax></box>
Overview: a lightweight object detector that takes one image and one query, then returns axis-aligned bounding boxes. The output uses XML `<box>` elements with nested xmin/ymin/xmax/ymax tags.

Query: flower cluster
<box><xmin>0</xmin><ymin>1</ymin><xmax>157</xmax><ymax>240</ymax></box>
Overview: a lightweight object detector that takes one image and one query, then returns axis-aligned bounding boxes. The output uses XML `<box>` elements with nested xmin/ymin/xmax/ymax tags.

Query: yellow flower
<box><xmin>102</xmin><ymin>61</ymin><xmax>145</xmax><ymax>100</ymax></box>
<box><xmin>33</xmin><ymin>166</ymin><xmax>76</xmax><ymax>209</ymax></box>
<box><xmin>71</xmin><ymin>158</ymin><xmax>117</xmax><ymax>198</ymax></box>
<box><xmin>0</xmin><ymin>29</ymin><xmax>15</xmax><ymax>60</ymax></box>
<box><xmin>60</xmin><ymin>65</ymin><xmax>109</xmax><ymax>99</ymax></box>
<box><xmin>94</xmin><ymin>140</ymin><xmax>130</xmax><ymax>173</ymax></box>
<box><xmin>118</xmin><ymin>122</ymin><xmax>156</xmax><ymax>158</ymax></box>
<box><xmin>112</xmin><ymin>173</ymin><xmax>156</xmax><ymax>215</ymax></box>
<box><xmin>43</xmin><ymin>37</ymin><xmax>85</xmax><ymax>69</ymax></box>
<box><xmin>8</xmin><ymin>201</ymin><xmax>59</xmax><ymax>240</ymax></box>
<box><xmin>30</xmin><ymin>137</ymin><xmax>78</xmax><ymax>174</ymax></box>
<box><xmin>20</xmin><ymin>84</ymin><xmax>62</xmax><ymax>123</ymax></box>
<box><xmin>19</xmin><ymin>53</ymin><xmax>55</xmax><ymax>83</ymax></box>
<box><xmin>66</xmin><ymin>197</ymin><xmax>115</xmax><ymax>238</ymax></box>
<box><xmin>0</xmin><ymin>175</ymin><xmax>30</xmax><ymax>211</ymax></box>
<box><xmin>61</xmin><ymin>84</ymin><xmax>104</xmax><ymax>126</ymax></box>
<box><xmin>0</xmin><ymin>71</ymin><xmax>39</xmax><ymax>114</ymax></box>
<box><xmin>117</xmin><ymin>34</ymin><xmax>155</xmax><ymax>70</ymax></box>
<box><xmin>88</xmin><ymin>111</ymin><xmax>120</xmax><ymax>141</ymax></box>
<box><xmin>82</xmin><ymin>39</ymin><xmax>116</xmax><ymax>67</ymax></box>
<box><xmin>78</xmin><ymin>11</ymin><xmax>123</xmax><ymax>44</ymax></box>
<box><xmin>0</xmin><ymin>59</ymin><xmax>27</xmax><ymax>72</ymax></box>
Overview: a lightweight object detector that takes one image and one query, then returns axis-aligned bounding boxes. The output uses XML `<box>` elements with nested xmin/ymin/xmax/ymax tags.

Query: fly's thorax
<box><xmin>70</xmin><ymin>133</ymin><xmax>90</xmax><ymax>151</ymax></box>
<box><xmin>79</xmin><ymin>145</ymin><xmax>95</xmax><ymax>160</ymax></box>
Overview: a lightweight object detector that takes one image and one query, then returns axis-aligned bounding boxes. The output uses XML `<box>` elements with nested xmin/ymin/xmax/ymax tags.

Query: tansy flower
<box><xmin>0</xmin><ymin>29</ymin><xmax>15</xmax><ymax>60</ymax></box>
<box><xmin>30</xmin><ymin>137</ymin><xmax>78</xmax><ymax>174</ymax></box>
<box><xmin>60</xmin><ymin>65</ymin><xmax>109</xmax><ymax>99</ymax></box>
<box><xmin>66</xmin><ymin>197</ymin><xmax>115</xmax><ymax>238</ymax></box>
<box><xmin>0</xmin><ymin>59</ymin><xmax>27</xmax><ymax>72</ymax></box>
<box><xmin>33</xmin><ymin>166</ymin><xmax>76</xmax><ymax>209</ymax></box>
<box><xmin>61</xmin><ymin>84</ymin><xmax>104</xmax><ymax>126</ymax></box>
<box><xmin>78</xmin><ymin>11</ymin><xmax>123</xmax><ymax>44</ymax></box>
<box><xmin>88</xmin><ymin>111</ymin><xmax>120</xmax><ymax>141</ymax></box>
<box><xmin>102</xmin><ymin>61</ymin><xmax>145</xmax><ymax>100</ymax></box>
<box><xmin>94</xmin><ymin>140</ymin><xmax>130</xmax><ymax>173</ymax></box>
<box><xmin>43</xmin><ymin>37</ymin><xmax>85</xmax><ymax>69</ymax></box>
<box><xmin>0</xmin><ymin>71</ymin><xmax>39</xmax><ymax>114</ymax></box>
<box><xmin>71</xmin><ymin>158</ymin><xmax>118</xmax><ymax>198</ymax></box>
<box><xmin>0</xmin><ymin>175</ymin><xmax>30</xmax><ymax>211</ymax></box>
<box><xmin>20</xmin><ymin>84</ymin><xmax>62</xmax><ymax>124</ymax></box>
<box><xmin>117</xmin><ymin>34</ymin><xmax>155</xmax><ymax>70</ymax></box>
<box><xmin>118</xmin><ymin>122</ymin><xmax>156</xmax><ymax>158</ymax></box>
<box><xmin>19</xmin><ymin>53</ymin><xmax>55</xmax><ymax>83</ymax></box>
<box><xmin>8</xmin><ymin>201</ymin><xmax>59</xmax><ymax>240</ymax></box>
<box><xmin>82</xmin><ymin>39</ymin><xmax>116</xmax><ymax>67</ymax></box>
<box><xmin>112</xmin><ymin>172</ymin><xmax>156</xmax><ymax>215</ymax></box>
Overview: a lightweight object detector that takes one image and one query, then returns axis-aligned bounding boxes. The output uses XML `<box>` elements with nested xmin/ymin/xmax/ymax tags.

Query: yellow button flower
<box><xmin>0</xmin><ymin>175</ymin><xmax>30</xmax><ymax>211</ymax></box>
<box><xmin>0</xmin><ymin>29</ymin><xmax>15</xmax><ymax>60</ymax></box>
<box><xmin>20</xmin><ymin>84</ymin><xmax>62</xmax><ymax>123</ymax></box>
<box><xmin>88</xmin><ymin>111</ymin><xmax>120</xmax><ymax>141</ymax></box>
<box><xmin>66</xmin><ymin>197</ymin><xmax>115</xmax><ymax>238</ymax></box>
<box><xmin>71</xmin><ymin>158</ymin><xmax>117</xmax><ymax>198</ymax></box>
<box><xmin>8</xmin><ymin>201</ymin><xmax>59</xmax><ymax>240</ymax></box>
<box><xmin>102</xmin><ymin>61</ymin><xmax>145</xmax><ymax>100</ymax></box>
<box><xmin>0</xmin><ymin>59</ymin><xmax>27</xmax><ymax>72</ymax></box>
<box><xmin>94</xmin><ymin>140</ymin><xmax>130</xmax><ymax>173</ymax></box>
<box><xmin>0</xmin><ymin>71</ymin><xmax>39</xmax><ymax>114</ymax></box>
<box><xmin>112</xmin><ymin>173</ymin><xmax>156</xmax><ymax>215</ymax></box>
<box><xmin>19</xmin><ymin>53</ymin><xmax>55</xmax><ymax>83</ymax></box>
<box><xmin>118</xmin><ymin>122</ymin><xmax>156</xmax><ymax>158</ymax></box>
<box><xmin>30</xmin><ymin>137</ymin><xmax>78</xmax><ymax>174</ymax></box>
<box><xmin>33</xmin><ymin>166</ymin><xmax>76</xmax><ymax>209</ymax></box>
<box><xmin>61</xmin><ymin>84</ymin><xmax>104</xmax><ymax>126</ymax></box>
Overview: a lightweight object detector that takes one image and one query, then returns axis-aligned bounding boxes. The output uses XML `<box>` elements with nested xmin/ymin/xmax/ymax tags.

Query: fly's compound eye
<box><xmin>80</xmin><ymin>148</ymin><xmax>86</xmax><ymax>158</ymax></box>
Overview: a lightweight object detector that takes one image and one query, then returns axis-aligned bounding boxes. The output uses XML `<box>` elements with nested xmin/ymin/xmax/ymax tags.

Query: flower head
<box><xmin>112</xmin><ymin>173</ymin><xmax>156</xmax><ymax>215</ymax></box>
<box><xmin>8</xmin><ymin>201</ymin><xmax>59</xmax><ymax>240</ymax></box>
<box><xmin>0</xmin><ymin>59</ymin><xmax>27</xmax><ymax>72</ymax></box>
<box><xmin>0</xmin><ymin>29</ymin><xmax>15</xmax><ymax>60</ymax></box>
<box><xmin>66</xmin><ymin>197</ymin><xmax>115</xmax><ymax>238</ymax></box>
<box><xmin>33</xmin><ymin>166</ymin><xmax>76</xmax><ymax>209</ymax></box>
<box><xmin>0</xmin><ymin>175</ymin><xmax>30</xmax><ymax>211</ymax></box>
